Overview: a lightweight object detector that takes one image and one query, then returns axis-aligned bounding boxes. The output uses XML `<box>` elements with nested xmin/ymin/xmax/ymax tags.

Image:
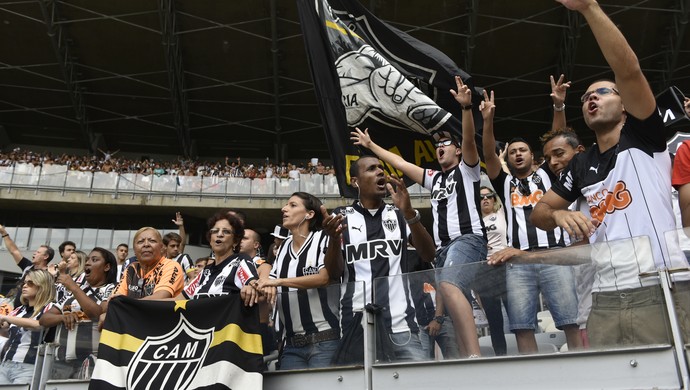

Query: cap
<box><xmin>271</xmin><ymin>225</ymin><xmax>290</xmax><ymax>240</ymax></box>
<box><xmin>432</xmin><ymin>130</ymin><xmax>460</xmax><ymax>145</ymax></box>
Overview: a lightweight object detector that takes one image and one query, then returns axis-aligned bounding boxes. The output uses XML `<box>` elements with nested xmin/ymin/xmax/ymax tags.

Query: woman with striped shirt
<box><xmin>257</xmin><ymin>192</ymin><xmax>339</xmax><ymax>370</ymax></box>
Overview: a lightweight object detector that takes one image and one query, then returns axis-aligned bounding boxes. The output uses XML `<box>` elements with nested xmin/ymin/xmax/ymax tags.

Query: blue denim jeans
<box><xmin>279</xmin><ymin>339</ymin><xmax>339</xmax><ymax>370</ymax></box>
<box><xmin>388</xmin><ymin>331</ymin><xmax>427</xmax><ymax>362</ymax></box>
<box><xmin>506</xmin><ymin>263</ymin><xmax>578</xmax><ymax>331</ymax></box>
<box><xmin>435</xmin><ymin>234</ymin><xmax>488</xmax><ymax>291</ymax></box>
<box><xmin>420</xmin><ymin>319</ymin><xmax>461</xmax><ymax>360</ymax></box>
<box><xmin>0</xmin><ymin>360</ymin><xmax>35</xmax><ymax>384</ymax></box>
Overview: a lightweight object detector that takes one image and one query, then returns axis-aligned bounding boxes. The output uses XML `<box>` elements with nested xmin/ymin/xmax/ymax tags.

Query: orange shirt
<box><xmin>113</xmin><ymin>257</ymin><xmax>183</xmax><ymax>299</ymax></box>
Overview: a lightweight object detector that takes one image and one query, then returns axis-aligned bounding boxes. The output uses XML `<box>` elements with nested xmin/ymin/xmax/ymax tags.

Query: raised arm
<box><xmin>321</xmin><ymin>206</ymin><xmax>345</xmax><ymax>283</ymax></box>
<box><xmin>550</xmin><ymin>74</ymin><xmax>570</xmax><ymax>130</ymax></box>
<box><xmin>558</xmin><ymin>0</ymin><xmax>655</xmax><ymax>119</ymax></box>
<box><xmin>450</xmin><ymin>76</ymin><xmax>479</xmax><ymax>166</ymax></box>
<box><xmin>351</xmin><ymin>128</ymin><xmax>425</xmax><ymax>185</ymax></box>
<box><xmin>172</xmin><ymin>212</ymin><xmax>186</xmax><ymax>254</ymax></box>
<box><xmin>0</xmin><ymin>224</ymin><xmax>24</xmax><ymax>264</ymax></box>
<box><xmin>479</xmin><ymin>90</ymin><xmax>501</xmax><ymax>179</ymax></box>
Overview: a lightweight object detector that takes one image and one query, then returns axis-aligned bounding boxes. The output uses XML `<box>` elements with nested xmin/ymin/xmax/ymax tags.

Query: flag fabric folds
<box><xmin>296</xmin><ymin>0</ymin><xmax>480</xmax><ymax>197</ymax></box>
<box><xmin>89</xmin><ymin>295</ymin><xmax>262</xmax><ymax>390</ymax></box>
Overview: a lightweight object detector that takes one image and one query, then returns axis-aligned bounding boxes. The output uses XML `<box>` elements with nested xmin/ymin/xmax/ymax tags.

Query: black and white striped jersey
<box><xmin>270</xmin><ymin>230</ymin><xmax>339</xmax><ymax>337</ymax></box>
<box><xmin>423</xmin><ymin>161</ymin><xmax>486</xmax><ymax>247</ymax></box>
<box><xmin>334</xmin><ymin>201</ymin><xmax>418</xmax><ymax>334</ymax></box>
<box><xmin>492</xmin><ymin>167</ymin><xmax>564</xmax><ymax>250</ymax></box>
<box><xmin>183</xmin><ymin>253</ymin><xmax>258</xmax><ymax>299</ymax></box>
<box><xmin>1</xmin><ymin>305</ymin><xmax>43</xmax><ymax>364</ymax></box>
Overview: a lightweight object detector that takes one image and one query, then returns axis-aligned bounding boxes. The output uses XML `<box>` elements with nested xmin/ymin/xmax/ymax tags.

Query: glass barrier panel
<box><xmin>92</xmin><ymin>172</ymin><xmax>118</xmax><ymax>190</ymax></box>
<box><xmin>663</xmin><ymin>227</ymin><xmax>690</xmax><ymax>345</ymax></box>
<box><xmin>13</xmin><ymin>163</ymin><xmax>39</xmax><ymax>185</ymax></box>
<box><xmin>323</xmin><ymin>175</ymin><xmax>338</xmax><ymax>195</ymax></box>
<box><xmin>269</xmin><ymin>281</ymin><xmax>366</xmax><ymax>372</ymax></box>
<box><xmin>0</xmin><ymin>166</ymin><xmax>13</xmax><ymax>185</ymax></box>
<box><xmin>48</xmin><ymin>322</ymin><xmax>101</xmax><ymax>380</ymax></box>
<box><xmin>227</xmin><ymin>177</ymin><xmax>251</xmax><ymax>195</ymax></box>
<box><xmin>150</xmin><ymin>175</ymin><xmax>177</xmax><ymax>192</ymax></box>
<box><xmin>177</xmin><ymin>176</ymin><xmax>200</xmax><ymax>193</ymax></box>
<box><xmin>117</xmin><ymin>173</ymin><xmax>137</xmax><ymax>192</ymax></box>
<box><xmin>371</xmin><ymin>235</ymin><xmax>671</xmax><ymax>364</ymax></box>
<box><xmin>40</xmin><ymin>164</ymin><xmax>68</xmax><ymax>187</ymax></box>
<box><xmin>202</xmin><ymin>176</ymin><xmax>226</xmax><ymax>195</ymax></box>
<box><xmin>65</xmin><ymin>171</ymin><xmax>92</xmax><ymax>189</ymax></box>
<box><xmin>134</xmin><ymin>174</ymin><xmax>152</xmax><ymax>193</ymax></box>
<box><xmin>251</xmin><ymin>178</ymin><xmax>273</xmax><ymax>195</ymax></box>
<box><xmin>275</xmin><ymin>178</ymin><xmax>299</xmax><ymax>195</ymax></box>
<box><xmin>298</xmin><ymin>174</ymin><xmax>321</xmax><ymax>194</ymax></box>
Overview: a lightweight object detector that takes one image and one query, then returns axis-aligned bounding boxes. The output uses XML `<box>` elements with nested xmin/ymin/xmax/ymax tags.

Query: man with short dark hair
<box><xmin>115</xmin><ymin>243</ymin><xmax>129</xmax><ymax>282</ymax></box>
<box><xmin>0</xmin><ymin>224</ymin><xmax>54</xmax><ymax>307</ymax></box>
<box><xmin>163</xmin><ymin>232</ymin><xmax>193</xmax><ymax>282</ymax></box>
<box><xmin>531</xmin><ymin>0</ymin><xmax>690</xmax><ymax>347</ymax></box>
<box><xmin>324</xmin><ymin>156</ymin><xmax>436</xmax><ymax>362</ymax></box>
<box><xmin>58</xmin><ymin>240</ymin><xmax>76</xmax><ymax>263</ymax></box>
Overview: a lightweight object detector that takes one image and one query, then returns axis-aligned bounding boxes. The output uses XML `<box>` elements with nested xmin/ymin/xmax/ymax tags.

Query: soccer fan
<box><xmin>323</xmin><ymin>157</ymin><xmax>435</xmax><ymax>362</ymax></box>
<box><xmin>481</xmin><ymin>90</ymin><xmax>580</xmax><ymax>354</ymax></box>
<box><xmin>531</xmin><ymin>0</ymin><xmax>690</xmax><ymax>347</ymax></box>
<box><xmin>349</xmin><ymin>75</ymin><xmax>488</xmax><ymax>357</ymax></box>
<box><xmin>0</xmin><ymin>224</ymin><xmax>54</xmax><ymax>308</ymax></box>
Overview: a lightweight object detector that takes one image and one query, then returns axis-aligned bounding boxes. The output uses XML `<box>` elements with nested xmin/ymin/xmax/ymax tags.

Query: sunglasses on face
<box><xmin>434</xmin><ymin>139</ymin><xmax>454</xmax><ymax>148</ymax></box>
<box><xmin>580</xmin><ymin>87</ymin><xmax>619</xmax><ymax>103</ymax></box>
<box><xmin>209</xmin><ymin>228</ymin><xmax>233</xmax><ymax>236</ymax></box>
<box><xmin>23</xmin><ymin>280</ymin><xmax>36</xmax><ymax>288</ymax></box>
<box><xmin>480</xmin><ymin>193</ymin><xmax>495</xmax><ymax>200</ymax></box>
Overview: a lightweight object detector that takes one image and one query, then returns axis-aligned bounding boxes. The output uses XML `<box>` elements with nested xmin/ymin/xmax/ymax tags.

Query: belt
<box><xmin>285</xmin><ymin>328</ymin><xmax>339</xmax><ymax>348</ymax></box>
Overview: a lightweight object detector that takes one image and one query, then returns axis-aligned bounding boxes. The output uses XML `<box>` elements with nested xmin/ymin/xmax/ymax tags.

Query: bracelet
<box><xmin>461</xmin><ymin>104</ymin><xmax>473</xmax><ymax>111</ymax></box>
<box><xmin>1</xmin><ymin>234</ymin><xmax>8</xmax><ymax>238</ymax></box>
<box><xmin>553</xmin><ymin>103</ymin><xmax>565</xmax><ymax>112</ymax></box>
<box><xmin>433</xmin><ymin>315</ymin><xmax>446</xmax><ymax>324</ymax></box>
<box><xmin>405</xmin><ymin>209</ymin><xmax>421</xmax><ymax>225</ymax></box>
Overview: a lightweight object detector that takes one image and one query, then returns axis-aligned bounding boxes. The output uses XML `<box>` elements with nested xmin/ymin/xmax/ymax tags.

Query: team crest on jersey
<box><xmin>383</xmin><ymin>209</ymin><xmax>398</xmax><ymax>232</ymax></box>
<box><xmin>127</xmin><ymin>314</ymin><xmax>213</xmax><ymax>390</ymax></box>
<box><xmin>302</xmin><ymin>265</ymin><xmax>319</xmax><ymax>276</ymax></box>
<box><xmin>213</xmin><ymin>275</ymin><xmax>226</xmax><ymax>287</ymax></box>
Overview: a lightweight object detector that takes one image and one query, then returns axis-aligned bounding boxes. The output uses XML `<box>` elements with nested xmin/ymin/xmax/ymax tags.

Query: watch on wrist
<box><xmin>461</xmin><ymin>104</ymin><xmax>473</xmax><ymax>111</ymax></box>
<box><xmin>433</xmin><ymin>315</ymin><xmax>445</xmax><ymax>324</ymax></box>
<box><xmin>553</xmin><ymin>103</ymin><xmax>565</xmax><ymax>112</ymax></box>
<box><xmin>405</xmin><ymin>209</ymin><xmax>421</xmax><ymax>225</ymax></box>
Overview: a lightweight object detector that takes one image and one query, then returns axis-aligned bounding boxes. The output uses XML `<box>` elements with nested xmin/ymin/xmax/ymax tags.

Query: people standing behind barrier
<box><xmin>257</xmin><ymin>192</ymin><xmax>339</xmax><ymax>370</ymax></box>
<box><xmin>39</xmin><ymin>248</ymin><xmax>117</xmax><ymax>379</ymax></box>
<box><xmin>114</xmin><ymin>243</ymin><xmax>129</xmax><ymax>282</ymax></box>
<box><xmin>323</xmin><ymin>157</ymin><xmax>436</xmax><ymax>362</ymax></box>
<box><xmin>349</xmin><ymin>76</ymin><xmax>487</xmax><ymax>358</ymax></box>
<box><xmin>481</xmin><ymin>90</ymin><xmax>581</xmax><ymax>354</ymax></box>
<box><xmin>182</xmin><ymin>212</ymin><xmax>260</xmax><ymax>306</ymax></box>
<box><xmin>476</xmin><ymin>186</ymin><xmax>509</xmax><ymax>355</ymax></box>
<box><xmin>531</xmin><ymin>0</ymin><xmax>690</xmax><ymax>348</ymax></box>
<box><xmin>0</xmin><ymin>224</ymin><xmax>54</xmax><ymax>309</ymax></box>
<box><xmin>0</xmin><ymin>269</ymin><xmax>55</xmax><ymax>384</ymax></box>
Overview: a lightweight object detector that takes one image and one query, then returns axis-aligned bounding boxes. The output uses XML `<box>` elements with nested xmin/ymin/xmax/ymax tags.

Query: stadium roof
<box><xmin>0</xmin><ymin>0</ymin><xmax>688</xmax><ymax>161</ymax></box>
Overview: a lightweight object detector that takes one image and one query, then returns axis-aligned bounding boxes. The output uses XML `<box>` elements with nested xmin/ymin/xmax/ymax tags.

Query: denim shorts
<box><xmin>506</xmin><ymin>263</ymin><xmax>578</xmax><ymax>331</ymax></box>
<box><xmin>279</xmin><ymin>338</ymin><xmax>339</xmax><ymax>370</ymax></box>
<box><xmin>435</xmin><ymin>234</ymin><xmax>488</xmax><ymax>291</ymax></box>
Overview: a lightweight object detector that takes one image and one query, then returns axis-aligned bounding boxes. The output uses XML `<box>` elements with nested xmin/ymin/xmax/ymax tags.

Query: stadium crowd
<box><xmin>0</xmin><ymin>0</ymin><xmax>690</xmax><ymax>386</ymax></box>
<box><xmin>0</xmin><ymin>149</ymin><xmax>336</xmax><ymax>179</ymax></box>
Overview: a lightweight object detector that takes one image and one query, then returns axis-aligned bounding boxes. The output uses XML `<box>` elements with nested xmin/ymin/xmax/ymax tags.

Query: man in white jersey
<box><xmin>324</xmin><ymin>156</ymin><xmax>436</xmax><ymax>362</ymax></box>
<box><xmin>350</xmin><ymin>76</ymin><xmax>487</xmax><ymax>357</ymax></box>
<box><xmin>531</xmin><ymin>0</ymin><xmax>690</xmax><ymax>346</ymax></box>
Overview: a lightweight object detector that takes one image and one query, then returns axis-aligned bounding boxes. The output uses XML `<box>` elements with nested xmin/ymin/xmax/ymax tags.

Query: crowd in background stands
<box><xmin>0</xmin><ymin>148</ymin><xmax>336</xmax><ymax>179</ymax></box>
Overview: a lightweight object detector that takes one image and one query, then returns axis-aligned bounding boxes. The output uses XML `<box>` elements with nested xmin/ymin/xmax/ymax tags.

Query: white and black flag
<box><xmin>296</xmin><ymin>0</ymin><xmax>481</xmax><ymax>197</ymax></box>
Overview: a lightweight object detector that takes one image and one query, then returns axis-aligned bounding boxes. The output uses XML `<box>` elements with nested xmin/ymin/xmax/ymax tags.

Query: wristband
<box><xmin>553</xmin><ymin>103</ymin><xmax>565</xmax><ymax>112</ymax></box>
<box><xmin>461</xmin><ymin>104</ymin><xmax>473</xmax><ymax>111</ymax></box>
<box><xmin>1</xmin><ymin>234</ymin><xmax>8</xmax><ymax>238</ymax></box>
<box><xmin>405</xmin><ymin>209</ymin><xmax>421</xmax><ymax>225</ymax></box>
<box><xmin>433</xmin><ymin>315</ymin><xmax>446</xmax><ymax>324</ymax></box>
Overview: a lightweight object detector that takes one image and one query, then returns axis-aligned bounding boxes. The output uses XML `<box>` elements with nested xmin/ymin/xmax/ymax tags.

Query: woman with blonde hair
<box><xmin>0</xmin><ymin>269</ymin><xmax>56</xmax><ymax>384</ymax></box>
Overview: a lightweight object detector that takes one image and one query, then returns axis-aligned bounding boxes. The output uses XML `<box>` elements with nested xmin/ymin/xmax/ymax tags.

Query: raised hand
<box><xmin>172</xmin><ymin>212</ymin><xmax>184</xmax><ymax>227</ymax></box>
<box><xmin>450</xmin><ymin>75</ymin><xmax>472</xmax><ymax>107</ymax></box>
<box><xmin>350</xmin><ymin>127</ymin><xmax>373</xmax><ymax>149</ymax></box>
<box><xmin>550</xmin><ymin>74</ymin><xmax>571</xmax><ymax>106</ymax></box>
<box><xmin>479</xmin><ymin>89</ymin><xmax>496</xmax><ymax>121</ymax></box>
